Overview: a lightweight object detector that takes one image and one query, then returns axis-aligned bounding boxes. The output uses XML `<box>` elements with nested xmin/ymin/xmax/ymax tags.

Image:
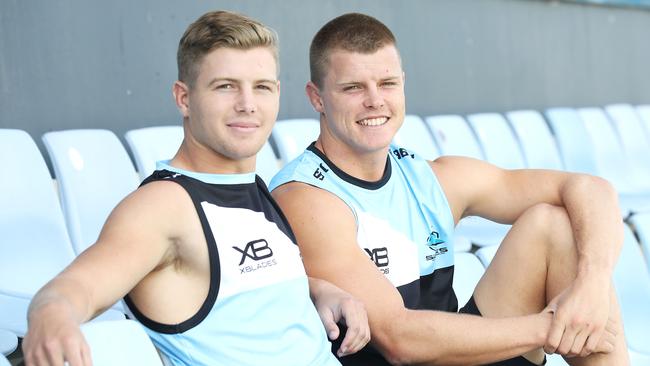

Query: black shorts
<box><xmin>459</xmin><ymin>296</ymin><xmax>547</xmax><ymax>366</ymax></box>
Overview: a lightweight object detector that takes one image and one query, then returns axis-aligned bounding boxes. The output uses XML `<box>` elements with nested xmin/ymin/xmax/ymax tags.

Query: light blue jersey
<box><xmin>124</xmin><ymin>162</ymin><xmax>340</xmax><ymax>366</ymax></box>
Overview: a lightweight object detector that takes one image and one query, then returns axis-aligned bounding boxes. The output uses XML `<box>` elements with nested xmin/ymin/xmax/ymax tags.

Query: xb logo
<box><xmin>233</xmin><ymin>239</ymin><xmax>273</xmax><ymax>265</ymax></box>
<box><xmin>364</xmin><ymin>247</ymin><xmax>389</xmax><ymax>267</ymax></box>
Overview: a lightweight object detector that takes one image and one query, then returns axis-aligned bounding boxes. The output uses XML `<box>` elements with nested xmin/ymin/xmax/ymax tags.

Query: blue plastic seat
<box><xmin>544</xmin><ymin>108</ymin><xmax>599</xmax><ymax>175</ymax></box>
<box><xmin>43</xmin><ymin>129</ymin><xmax>140</xmax><ymax>254</ymax></box>
<box><xmin>453</xmin><ymin>253</ymin><xmax>484</xmax><ymax>307</ymax></box>
<box><xmin>466</xmin><ymin>113</ymin><xmax>526</xmax><ymax>170</ymax></box>
<box><xmin>605</xmin><ymin>104</ymin><xmax>650</xmax><ymax>185</ymax></box>
<box><xmin>505</xmin><ymin>110</ymin><xmax>563</xmax><ymax>170</ymax></box>
<box><xmin>0</xmin><ymin>329</ymin><xmax>17</xmax><ymax>356</ymax></box>
<box><xmin>271</xmin><ymin>119</ymin><xmax>320</xmax><ymax>164</ymax></box>
<box><xmin>0</xmin><ymin>353</ymin><xmax>10</xmax><ymax>366</ymax></box>
<box><xmin>392</xmin><ymin>115</ymin><xmax>439</xmax><ymax>161</ymax></box>
<box><xmin>426</xmin><ymin>115</ymin><xmax>509</xmax><ymax>247</ymax></box>
<box><xmin>0</xmin><ymin>129</ymin><xmax>77</xmax><ymax>336</ymax></box>
<box><xmin>637</xmin><ymin>105</ymin><xmax>650</xmax><ymax>134</ymax></box>
<box><xmin>125</xmin><ymin>125</ymin><xmax>184</xmax><ymax>180</ymax></box>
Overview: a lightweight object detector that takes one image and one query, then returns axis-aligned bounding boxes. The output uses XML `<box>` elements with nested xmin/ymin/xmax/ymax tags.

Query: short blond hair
<box><xmin>177</xmin><ymin>10</ymin><xmax>279</xmax><ymax>87</ymax></box>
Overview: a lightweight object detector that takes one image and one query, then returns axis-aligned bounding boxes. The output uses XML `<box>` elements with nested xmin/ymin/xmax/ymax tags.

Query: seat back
<box><xmin>544</xmin><ymin>108</ymin><xmax>598</xmax><ymax>175</ymax></box>
<box><xmin>506</xmin><ymin>110</ymin><xmax>563</xmax><ymax>170</ymax></box>
<box><xmin>271</xmin><ymin>119</ymin><xmax>320</xmax><ymax>164</ymax></box>
<box><xmin>256</xmin><ymin>141</ymin><xmax>280</xmax><ymax>184</ymax></box>
<box><xmin>0</xmin><ymin>329</ymin><xmax>17</xmax><ymax>356</ymax></box>
<box><xmin>0</xmin><ymin>129</ymin><xmax>76</xmax><ymax>334</ymax></box>
<box><xmin>0</xmin><ymin>353</ymin><xmax>10</xmax><ymax>366</ymax></box>
<box><xmin>613</xmin><ymin>225</ymin><xmax>650</xmax><ymax>355</ymax></box>
<box><xmin>393</xmin><ymin>115</ymin><xmax>440</xmax><ymax>161</ymax></box>
<box><xmin>605</xmin><ymin>104</ymin><xmax>650</xmax><ymax>179</ymax></box>
<box><xmin>43</xmin><ymin>130</ymin><xmax>139</xmax><ymax>254</ymax></box>
<box><xmin>425</xmin><ymin>115</ymin><xmax>484</xmax><ymax>159</ymax></box>
<box><xmin>466</xmin><ymin>113</ymin><xmax>525</xmax><ymax>169</ymax></box>
<box><xmin>628</xmin><ymin>212</ymin><xmax>650</xmax><ymax>272</ymax></box>
<box><xmin>81</xmin><ymin>320</ymin><xmax>163</xmax><ymax>366</ymax></box>
<box><xmin>576</xmin><ymin>107</ymin><xmax>641</xmax><ymax>192</ymax></box>
<box><xmin>125</xmin><ymin>126</ymin><xmax>183</xmax><ymax>180</ymax></box>
<box><xmin>637</xmin><ymin>105</ymin><xmax>650</xmax><ymax>134</ymax></box>
<box><xmin>453</xmin><ymin>253</ymin><xmax>485</xmax><ymax>307</ymax></box>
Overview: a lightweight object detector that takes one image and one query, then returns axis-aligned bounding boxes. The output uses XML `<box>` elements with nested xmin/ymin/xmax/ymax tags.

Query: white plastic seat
<box><xmin>271</xmin><ymin>118</ymin><xmax>320</xmax><ymax>164</ymax></box>
<box><xmin>0</xmin><ymin>329</ymin><xmax>17</xmax><ymax>356</ymax></box>
<box><xmin>256</xmin><ymin>141</ymin><xmax>280</xmax><ymax>185</ymax></box>
<box><xmin>453</xmin><ymin>253</ymin><xmax>484</xmax><ymax>307</ymax></box>
<box><xmin>426</xmin><ymin>115</ymin><xmax>509</xmax><ymax>247</ymax></box>
<box><xmin>544</xmin><ymin>108</ymin><xmax>599</xmax><ymax>175</ymax></box>
<box><xmin>605</xmin><ymin>104</ymin><xmax>650</xmax><ymax>186</ymax></box>
<box><xmin>125</xmin><ymin>126</ymin><xmax>183</xmax><ymax>180</ymax></box>
<box><xmin>637</xmin><ymin>105</ymin><xmax>650</xmax><ymax>134</ymax></box>
<box><xmin>0</xmin><ymin>353</ymin><xmax>10</xmax><ymax>366</ymax></box>
<box><xmin>629</xmin><ymin>212</ymin><xmax>650</xmax><ymax>272</ymax></box>
<box><xmin>466</xmin><ymin>113</ymin><xmax>526</xmax><ymax>170</ymax></box>
<box><xmin>475</xmin><ymin>244</ymin><xmax>499</xmax><ymax>268</ymax></box>
<box><xmin>42</xmin><ymin>129</ymin><xmax>140</xmax><ymax>254</ymax></box>
<box><xmin>505</xmin><ymin>110</ymin><xmax>563</xmax><ymax>170</ymax></box>
<box><xmin>392</xmin><ymin>115</ymin><xmax>439</xmax><ymax>161</ymax></box>
<box><xmin>81</xmin><ymin>320</ymin><xmax>163</xmax><ymax>366</ymax></box>
<box><xmin>0</xmin><ymin>129</ymin><xmax>77</xmax><ymax>336</ymax></box>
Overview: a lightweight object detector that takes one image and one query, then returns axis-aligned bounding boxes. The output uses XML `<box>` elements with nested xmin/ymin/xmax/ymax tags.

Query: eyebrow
<box><xmin>336</xmin><ymin>75</ymin><xmax>402</xmax><ymax>86</ymax></box>
<box><xmin>207</xmin><ymin>77</ymin><xmax>278</xmax><ymax>88</ymax></box>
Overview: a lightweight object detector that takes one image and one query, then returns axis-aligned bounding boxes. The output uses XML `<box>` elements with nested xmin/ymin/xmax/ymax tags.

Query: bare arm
<box><xmin>273</xmin><ymin>182</ymin><xmax>553</xmax><ymax>365</ymax></box>
<box><xmin>23</xmin><ymin>181</ymin><xmax>186</xmax><ymax>366</ymax></box>
<box><xmin>433</xmin><ymin>156</ymin><xmax>623</xmax><ymax>356</ymax></box>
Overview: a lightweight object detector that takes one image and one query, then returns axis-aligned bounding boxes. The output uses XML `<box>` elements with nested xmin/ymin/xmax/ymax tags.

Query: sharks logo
<box><xmin>425</xmin><ymin>230</ymin><xmax>448</xmax><ymax>261</ymax></box>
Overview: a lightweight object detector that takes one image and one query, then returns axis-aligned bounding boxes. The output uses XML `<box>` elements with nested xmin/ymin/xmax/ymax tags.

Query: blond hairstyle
<box><xmin>177</xmin><ymin>10</ymin><xmax>279</xmax><ymax>87</ymax></box>
<box><xmin>309</xmin><ymin>13</ymin><xmax>397</xmax><ymax>87</ymax></box>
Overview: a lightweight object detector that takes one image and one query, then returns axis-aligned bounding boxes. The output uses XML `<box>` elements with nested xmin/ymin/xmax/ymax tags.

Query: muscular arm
<box><xmin>23</xmin><ymin>181</ymin><xmax>185</xmax><ymax>366</ymax></box>
<box><xmin>273</xmin><ymin>182</ymin><xmax>553</xmax><ymax>365</ymax></box>
<box><xmin>433</xmin><ymin>156</ymin><xmax>623</xmax><ymax>354</ymax></box>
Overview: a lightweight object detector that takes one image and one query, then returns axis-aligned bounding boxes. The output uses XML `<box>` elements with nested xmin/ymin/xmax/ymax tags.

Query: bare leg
<box><xmin>472</xmin><ymin>203</ymin><xmax>629</xmax><ymax>365</ymax></box>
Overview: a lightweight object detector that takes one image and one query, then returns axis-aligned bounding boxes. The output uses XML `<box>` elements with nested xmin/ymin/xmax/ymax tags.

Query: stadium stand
<box><xmin>605</xmin><ymin>104</ymin><xmax>650</xmax><ymax>187</ymax></box>
<box><xmin>81</xmin><ymin>320</ymin><xmax>164</xmax><ymax>366</ymax></box>
<box><xmin>392</xmin><ymin>114</ymin><xmax>439</xmax><ymax>161</ymax></box>
<box><xmin>637</xmin><ymin>105</ymin><xmax>650</xmax><ymax>132</ymax></box>
<box><xmin>544</xmin><ymin>108</ymin><xmax>599</xmax><ymax>175</ymax></box>
<box><xmin>466</xmin><ymin>113</ymin><xmax>526</xmax><ymax>170</ymax></box>
<box><xmin>42</xmin><ymin>129</ymin><xmax>140</xmax><ymax>255</ymax></box>
<box><xmin>0</xmin><ymin>329</ymin><xmax>17</xmax><ymax>356</ymax></box>
<box><xmin>125</xmin><ymin>125</ymin><xmax>184</xmax><ymax>180</ymax></box>
<box><xmin>505</xmin><ymin>110</ymin><xmax>564</xmax><ymax>170</ymax></box>
<box><xmin>271</xmin><ymin>118</ymin><xmax>320</xmax><ymax>164</ymax></box>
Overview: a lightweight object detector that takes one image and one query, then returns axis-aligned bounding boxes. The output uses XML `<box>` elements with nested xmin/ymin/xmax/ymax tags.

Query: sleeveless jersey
<box><xmin>269</xmin><ymin>144</ymin><xmax>457</xmax><ymax>365</ymax></box>
<box><xmin>124</xmin><ymin>161</ymin><xmax>339</xmax><ymax>366</ymax></box>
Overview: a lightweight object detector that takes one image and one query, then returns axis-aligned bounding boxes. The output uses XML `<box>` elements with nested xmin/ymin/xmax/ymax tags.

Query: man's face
<box><xmin>309</xmin><ymin>45</ymin><xmax>405</xmax><ymax>155</ymax></box>
<box><xmin>180</xmin><ymin>46</ymin><xmax>279</xmax><ymax>166</ymax></box>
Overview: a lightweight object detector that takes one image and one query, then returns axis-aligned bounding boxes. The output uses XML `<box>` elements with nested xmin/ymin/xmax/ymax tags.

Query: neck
<box><xmin>315</xmin><ymin>137</ymin><xmax>388</xmax><ymax>182</ymax></box>
<box><xmin>170</xmin><ymin>139</ymin><xmax>256</xmax><ymax>175</ymax></box>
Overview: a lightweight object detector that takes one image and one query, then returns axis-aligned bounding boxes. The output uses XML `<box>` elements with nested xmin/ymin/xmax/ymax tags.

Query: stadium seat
<box><xmin>475</xmin><ymin>245</ymin><xmax>499</xmax><ymax>268</ymax></box>
<box><xmin>0</xmin><ymin>329</ymin><xmax>17</xmax><ymax>356</ymax></box>
<box><xmin>426</xmin><ymin>115</ymin><xmax>509</xmax><ymax>247</ymax></box>
<box><xmin>125</xmin><ymin>125</ymin><xmax>183</xmax><ymax>180</ymax></box>
<box><xmin>505</xmin><ymin>110</ymin><xmax>563</xmax><ymax>170</ymax></box>
<box><xmin>628</xmin><ymin>212</ymin><xmax>650</xmax><ymax>272</ymax></box>
<box><xmin>271</xmin><ymin>118</ymin><xmax>320</xmax><ymax>164</ymax></box>
<box><xmin>42</xmin><ymin>129</ymin><xmax>140</xmax><ymax>254</ymax></box>
<box><xmin>605</xmin><ymin>104</ymin><xmax>650</xmax><ymax>186</ymax></box>
<box><xmin>466</xmin><ymin>113</ymin><xmax>526</xmax><ymax>170</ymax></box>
<box><xmin>81</xmin><ymin>320</ymin><xmax>163</xmax><ymax>366</ymax></box>
<box><xmin>0</xmin><ymin>353</ymin><xmax>10</xmax><ymax>366</ymax></box>
<box><xmin>544</xmin><ymin>108</ymin><xmax>599</xmax><ymax>175</ymax></box>
<box><xmin>577</xmin><ymin>108</ymin><xmax>650</xmax><ymax>215</ymax></box>
<box><xmin>256</xmin><ymin>141</ymin><xmax>281</xmax><ymax>184</ymax></box>
<box><xmin>392</xmin><ymin>115</ymin><xmax>439</xmax><ymax>161</ymax></box>
<box><xmin>614</xmin><ymin>224</ymin><xmax>650</xmax><ymax>358</ymax></box>
<box><xmin>453</xmin><ymin>253</ymin><xmax>484</xmax><ymax>307</ymax></box>
<box><xmin>0</xmin><ymin>129</ymin><xmax>77</xmax><ymax>335</ymax></box>
<box><xmin>637</xmin><ymin>105</ymin><xmax>650</xmax><ymax>133</ymax></box>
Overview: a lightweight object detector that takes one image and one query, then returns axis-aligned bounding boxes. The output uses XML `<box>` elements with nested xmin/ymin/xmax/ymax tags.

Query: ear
<box><xmin>173</xmin><ymin>81</ymin><xmax>190</xmax><ymax>118</ymax></box>
<box><xmin>305</xmin><ymin>81</ymin><xmax>325</xmax><ymax>114</ymax></box>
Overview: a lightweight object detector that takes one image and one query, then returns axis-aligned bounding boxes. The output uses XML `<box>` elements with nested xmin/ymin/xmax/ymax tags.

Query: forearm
<box><xmin>377</xmin><ymin>309</ymin><xmax>552</xmax><ymax>365</ymax></box>
<box><xmin>561</xmin><ymin>175</ymin><xmax>623</xmax><ymax>277</ymax></box>
<box><xmin>28</xmin><ymin>276</ymin><xmax>96</xmax><ymax>326</ymax></box>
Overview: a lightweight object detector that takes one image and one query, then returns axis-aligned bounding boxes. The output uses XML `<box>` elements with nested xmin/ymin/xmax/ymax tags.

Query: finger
<box><xmin>63</xmin><ymin>342</ymin><xmax>85</xmax><ymax>366</ymax></box>
<box><xmin>338</xmin><ymin>319</ymin><xmax>360</xmax><ymax>356</ymax></box>
<box><xmin>320</xmin><ymin>308</ymin><xmax>340</xmax><ymax>341</ymax></box>
<box><xmin>544</xmin><ymin>318</ymin><xmax>565</xmax><ymax>354</ymax></box>
<box><xmin>568</xmin><ymin>328</ymin><xmax>590</xmax><ymax>357</ymax></box>
<box><xmin>556</xmin><ymin>325</ymin><xmax>579</xmax><ymax>356</ymax></box>
<box><xmin>44</xmin><ymin>341</ymin><xmax>65</xmax><ymax>366</ymax></box>
<box><xmin>81</xmin><ymin>339</ymin><xmax>93</xmax><ymax>366</ymax></box>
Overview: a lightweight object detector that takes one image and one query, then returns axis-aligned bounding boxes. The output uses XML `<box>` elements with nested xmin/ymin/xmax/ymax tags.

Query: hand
<box><xmin>309</xmin><ymin>278</ymin><xmax>371</xmax><ymax>357</ymax></box>
<box><xmin>543</xmin><ymin>278</ymin><xmax>617</xmax><ymax>358</ymax></box>
<box><xmin>23</xmin><ymin>302</ymin><xmax>92</xmax><ymax>366</ymax></box>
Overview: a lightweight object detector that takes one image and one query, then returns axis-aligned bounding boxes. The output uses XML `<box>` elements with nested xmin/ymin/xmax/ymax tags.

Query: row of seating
<box><xmin>1</xmin><ymin>102</ymin><xmax>650</xmax><ymax>364</ymax></box>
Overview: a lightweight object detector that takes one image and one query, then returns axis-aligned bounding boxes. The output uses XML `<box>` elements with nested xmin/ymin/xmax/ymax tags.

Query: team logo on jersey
<box><xmin>364</xmin><ymin>247</ymin><xmax>390</xmax><ymax>275</ymax></box>
<box><xmin>425</xmin><ymin>230</ymin><xmax>448</xmax><ymax>261</ymax></box>
<box><xmin>232</xmin><ymin>239</ymin><xmax>277</xmax><ymax>274</ymax></box>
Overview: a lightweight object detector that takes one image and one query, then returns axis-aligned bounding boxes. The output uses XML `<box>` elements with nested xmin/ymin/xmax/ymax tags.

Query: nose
<box><xmin>363</xmin><ymin>85</ymin><xmax>384</xmax><ymax>109</ymax></box>
<box><xmin>235</xmin><ymin>88</ymin><xmax>256</xmax><ymax>114</ymax></box>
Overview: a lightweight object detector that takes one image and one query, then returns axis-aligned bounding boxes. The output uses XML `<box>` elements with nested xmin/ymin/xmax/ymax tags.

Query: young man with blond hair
<box><xmin>22</xmin><ymin>11</ymin><xmax>369</xmax><ymax>366</ymax></box>
<box><xmin>271</xmin><ymin>12</ymin><xmax>629</xmax><ymax>366</ymax></box>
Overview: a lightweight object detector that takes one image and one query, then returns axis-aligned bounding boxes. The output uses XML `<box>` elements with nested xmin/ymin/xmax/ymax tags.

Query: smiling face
<box><xmin>307</xmin><ymin>45</ymin><xmax>405</xmax><ymax>157</ymax></box>
<box><xmin>174</xmin><ymin>46</ymin><xmax>279</xmax><ymax>172</ymax></box>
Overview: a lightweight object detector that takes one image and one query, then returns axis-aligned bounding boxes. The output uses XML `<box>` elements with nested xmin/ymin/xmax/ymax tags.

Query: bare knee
<box><xmin>519</xmin><ymin>203</ymin><xmax>574</xmax><ymax>249</ymax></box>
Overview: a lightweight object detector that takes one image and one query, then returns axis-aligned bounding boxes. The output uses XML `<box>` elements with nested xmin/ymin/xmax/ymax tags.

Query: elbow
<box><xmin>372</xmin><ymin>325</ymin><xmax>442</xmax><ymax>365</ymax></box>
